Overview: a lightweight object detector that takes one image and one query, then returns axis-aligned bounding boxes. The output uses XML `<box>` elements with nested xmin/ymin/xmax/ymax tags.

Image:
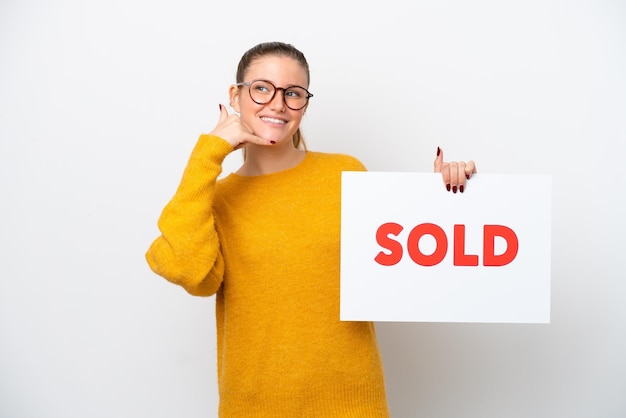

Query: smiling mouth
<box><xmin>260</xmin><ymin>116</ymin><xmax>287</xmax><ymax>125</ymax></box>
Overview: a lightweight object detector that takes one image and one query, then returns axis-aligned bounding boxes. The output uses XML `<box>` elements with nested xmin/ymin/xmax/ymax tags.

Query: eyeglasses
<box><xmin>236</xmin><ymin>79</ymin><xmax>313</xmax><ymax>111</ymax></box>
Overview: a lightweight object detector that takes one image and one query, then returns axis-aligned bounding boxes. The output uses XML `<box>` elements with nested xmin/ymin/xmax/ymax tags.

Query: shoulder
<box><xmin>306</xmin><ymin>151</ymin><xmax>367</xmax><ymax>172</ymax></box>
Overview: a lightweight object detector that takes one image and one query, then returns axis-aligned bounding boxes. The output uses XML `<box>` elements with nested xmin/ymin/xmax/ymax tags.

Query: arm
<box><xmin>146</xmin><ymin>105</ymin><xmax>275</xmax><ymax>295</ymax></box>
<box><xmin>145</xmin><ymin>134</ymin><xmax>232</xmax><ymax>296</ymax></box>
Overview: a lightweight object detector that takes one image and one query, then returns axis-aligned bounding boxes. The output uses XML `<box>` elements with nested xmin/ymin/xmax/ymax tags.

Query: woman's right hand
<box><xmin>209</xmin><ymin>104</ymin><xmax>273</xmax><ymax>149</ymax></box>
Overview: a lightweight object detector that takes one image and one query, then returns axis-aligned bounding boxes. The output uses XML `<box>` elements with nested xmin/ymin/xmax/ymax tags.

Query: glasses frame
<box><xmin>236</xmin><ymin>79</ymin><xmax>313</xmax><ymax>111</ymax></box>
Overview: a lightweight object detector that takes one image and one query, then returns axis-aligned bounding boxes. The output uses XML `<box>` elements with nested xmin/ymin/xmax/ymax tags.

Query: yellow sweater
<box><xmin>146</xmin><ymin>135</ymin><xmax>389</xmax><ymax>417</ymax></box>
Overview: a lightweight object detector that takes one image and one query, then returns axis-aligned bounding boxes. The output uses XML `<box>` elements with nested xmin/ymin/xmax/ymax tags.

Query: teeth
<box><xmin>261</xmin><ymin>117</ymin><xmax>286</xmax><ymax>124</ymax></box>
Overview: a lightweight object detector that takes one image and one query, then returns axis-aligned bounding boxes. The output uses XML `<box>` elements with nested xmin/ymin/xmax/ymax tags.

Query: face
<box><xmin>230</xmin><ymin>55</ymin><xmax>309</xmax><ymax>146</ymax></box>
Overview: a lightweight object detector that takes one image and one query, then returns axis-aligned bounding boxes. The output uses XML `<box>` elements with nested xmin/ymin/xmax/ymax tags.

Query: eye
<box><xmin>285</xmin><ymin>88</ymin><xmax>304</xmax><ymax>98</ymax></box>
<box><xmin>251</xmin><ymin>81</ymin><xmax>273</xmax><ymax>94</ymax></box>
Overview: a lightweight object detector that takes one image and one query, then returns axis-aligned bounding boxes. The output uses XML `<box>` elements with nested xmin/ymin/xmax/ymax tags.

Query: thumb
<box><xmin>217</xmin><ymin>103</ymin><xmax>229</xmax><ymax>123</ymax></box>
<box><xmin>433</xmin><ymin>146</ymin><xmax>443</xmax><ymax>173</ymax></box>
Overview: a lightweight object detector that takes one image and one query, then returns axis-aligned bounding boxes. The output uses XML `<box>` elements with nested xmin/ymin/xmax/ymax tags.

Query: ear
<box><xmin>229</xmin><ymin>85</ymin><xmax>241</xmax><ymax>113</ymax></box>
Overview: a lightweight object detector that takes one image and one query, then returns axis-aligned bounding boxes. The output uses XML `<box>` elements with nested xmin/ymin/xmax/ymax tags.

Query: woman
<box><xmin>146</xmin><ymin>41</ymin><xmax>476</xmax><ymax>417</ymax></box>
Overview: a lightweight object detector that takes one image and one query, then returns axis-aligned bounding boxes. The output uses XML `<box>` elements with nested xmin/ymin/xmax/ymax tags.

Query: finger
<box><xmin>433</xmin><ymin>146</ymin><xmax>443</xmax><ymax>173</ymax></box>
<box><xmin>241</xmin><ymin>131</ymin><xmax>275</xmax><ymax>146</ymax></box>
<box><xmin>232</xmin><ymin>133</ymin><xmax>270</xmax><ymax>151</ymax></box>
<box><xmin>440</xmin><ymin>162</ymin><xmax>451</xmax><ymax>191</ymax></box>
<box><xmin>218</xmin><ymin>103</ymin><xmax>229</xmax><ymax>123</ymax></box>
<box><xmin>236</xmin><ymin>118</ymin><xmax>277</xmax><ymax>146</ymax></box>
<box><xmin>449</xmin><ymin>162</ymin><xmax>459</xmax><ymax>193</ymax></box>
<box><xmin>457</xmin><ymin>161</ymin><xmax>467</xmax><ymax>193</ymax></box>
<box><xmin>464</xmin><ymin>160</ymin><xmax>477</xmax><ymax>179</ymax></box>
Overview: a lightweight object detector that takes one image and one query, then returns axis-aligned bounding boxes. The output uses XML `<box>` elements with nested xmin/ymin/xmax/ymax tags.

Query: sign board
<box><xmin>340</xmin><ymin>173</ymin><xmax>551</xmax><ymax>323</ymax></box>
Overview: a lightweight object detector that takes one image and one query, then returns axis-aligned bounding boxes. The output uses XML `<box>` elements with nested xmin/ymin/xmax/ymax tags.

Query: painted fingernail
<box><xmin>466</xmin><ymin>174</ymin><xmax>470</xmax><ymax>180</ymax></box>
<box><xmin>446</xmin><ymin>183</ymin><xmax>451</xmax><ymax>192</ymax></box>
<box><xmin>460</xmin><ymin>185</ymin><xmax>464</xmax><ymax>193</ymax></box>
<box><xmin>270</xmin><ymin>140</ymin><xmax>276</xmax><ymax>144</ymax></box>
<box><xmin>437</xmin><ymin>147</ymin><xmax>441</xmax><ymax>157</ymax></box>
<box><xmin>219</xmin><ymin>104</ymin><xmax>223</xmax><ymax>111</ymax></box>
<box><xmin>452</xmin><ymin>185</ymin><xmax>458</xmax><ymax>193</ymax></box>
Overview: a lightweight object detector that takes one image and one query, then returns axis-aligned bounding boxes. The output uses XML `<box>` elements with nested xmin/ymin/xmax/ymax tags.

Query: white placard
<box><xmin>340</xmin><ymin>173</ymin><xmax>551</xmax><ymax>323</ymax></box>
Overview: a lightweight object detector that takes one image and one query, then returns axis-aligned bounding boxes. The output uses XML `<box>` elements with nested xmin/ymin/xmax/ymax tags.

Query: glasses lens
<box><xmin>249</xmin><ymin>80</ymin><xmax>274</xmax><ymax>104</ymax></box>
<box><xmin>283</xmin><ymin>87</ymin><xmax>308</xmax><ymax>110</ymax></box>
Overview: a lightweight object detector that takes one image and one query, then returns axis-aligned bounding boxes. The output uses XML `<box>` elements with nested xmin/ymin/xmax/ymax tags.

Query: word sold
<box><xmin>375</xmin><ymin>223</ymin><xmax>519</xmax><ymax>267</ymax></box>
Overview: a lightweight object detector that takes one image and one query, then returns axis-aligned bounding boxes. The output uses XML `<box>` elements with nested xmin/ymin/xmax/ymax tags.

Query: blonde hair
<box><xmin>236</xmin><ymin>42</ymin><xmax>309</xmax><ymax>150</ymax></box>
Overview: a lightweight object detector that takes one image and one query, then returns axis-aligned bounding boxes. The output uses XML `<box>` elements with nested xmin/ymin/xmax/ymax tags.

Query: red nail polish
<box><xmin>437</xmin><ymin>147</ymin><xmax>441</xmax><ymax>157</ymax></box>
<box><xmin>270</xmin><ymin>140</ymin><xmax>276</xmax><ymax>144</ymax></box>
<box><xmin>466</xmin><ymin>174</ymin><xmax>470</xmax><ymax>180</ymax></box>
<box><xmin>452</xmin><ymin>185</ymin><xmax>458</xmax><ymax>193</ymax></box>
<box><xmin>446</xmin><ymin>183</ymin><xmax>451</xmax><ymax>192</ymax></box>
<box><xmin>460</xmin><ymin>185</ymin><xmax>464</xmax><ymax>193</ymax></box>
<box><xmin>219</xmin><ymin>104</ymin><xmax>223</xmax><ymax>111</ymax></box>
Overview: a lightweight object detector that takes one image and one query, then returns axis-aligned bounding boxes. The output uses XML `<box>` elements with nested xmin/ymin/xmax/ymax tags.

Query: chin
<box><xmin>259</xmin><ymin>130</ymin><xmax>294</xmax><ymax>145</ymax></box>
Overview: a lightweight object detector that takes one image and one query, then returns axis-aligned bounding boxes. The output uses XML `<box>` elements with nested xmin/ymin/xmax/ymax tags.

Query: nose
<box><xmin>268</xmin><ymin>88</ymin><xmax>286</xmax><ymax>111</ymax></box>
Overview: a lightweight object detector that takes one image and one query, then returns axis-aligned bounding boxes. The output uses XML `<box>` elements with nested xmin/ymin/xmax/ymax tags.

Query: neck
<box><xmin>237</xmin><ymin>143</ymin><xmax>306</xmax><ymax>176</ymax></box>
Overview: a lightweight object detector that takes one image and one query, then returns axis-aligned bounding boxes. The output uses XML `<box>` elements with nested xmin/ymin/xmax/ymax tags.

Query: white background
<box><xmin>1</xmin><ymin>1</ymin><xmax>624</xmax><ymax>417</ymax></box>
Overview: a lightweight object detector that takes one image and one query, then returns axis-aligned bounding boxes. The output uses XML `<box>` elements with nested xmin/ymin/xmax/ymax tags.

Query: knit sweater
<box><xmin>146</xmin><ymin>134</ymin><xmax>389</xmax><ymax>417</ymax></box>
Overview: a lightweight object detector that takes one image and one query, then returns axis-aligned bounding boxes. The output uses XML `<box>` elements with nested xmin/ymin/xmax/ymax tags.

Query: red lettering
<box><xmin>374</xmin><ymin>222</ymin><xmax>519</xmax><ymax>267</ymax></box>
<box><xmin>483</xmin><ymin>225</ymin><xmax>519</xmax><ymax>266</ymax></box>
<box><xmin>374</xmin><ymin>222</ymin><xmax>404</xmax><ymax>266</ymax></box>
<box><xmin>407</xmin><ymin>223</ymin><xmax>448</xmax><ymax>266</ymax></box>
<box><xmin>453</xmin><ymin>224</ymin><xmax>479</xmax><ymax>266</ymax></box>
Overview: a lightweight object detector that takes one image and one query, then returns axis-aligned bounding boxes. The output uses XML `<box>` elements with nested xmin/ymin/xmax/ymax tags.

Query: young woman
<box><xmin>146</xmin><ymin>41</ymin><xmax>476</xmax><ymax>417</ymax></box>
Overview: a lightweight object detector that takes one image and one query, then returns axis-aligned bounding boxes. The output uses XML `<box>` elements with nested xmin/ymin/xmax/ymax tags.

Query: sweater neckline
<box><xmin>225</xmin><ymin>151</ymin><xmax>313</xmax><ymax>182</ymax></box>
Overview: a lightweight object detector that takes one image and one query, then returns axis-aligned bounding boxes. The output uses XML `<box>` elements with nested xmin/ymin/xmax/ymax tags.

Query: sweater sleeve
<box><xmin>145</xmin><ymin>134</ymin><xmax>234</xmax><ymax>296</ymax></box>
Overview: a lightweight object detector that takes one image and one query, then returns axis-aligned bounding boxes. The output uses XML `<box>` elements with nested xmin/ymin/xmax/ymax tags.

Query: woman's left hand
<box><xmin>434</xmin><ymin>147</ymin><xmax>477</xmax><ymax>193</ymax></box>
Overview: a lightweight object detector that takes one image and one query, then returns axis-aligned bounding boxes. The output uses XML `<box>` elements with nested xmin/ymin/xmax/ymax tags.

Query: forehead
<box><xmin>244</xmin><ymin>55</ymin><xmax>308</xmax><ymax>86</ymax></box>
